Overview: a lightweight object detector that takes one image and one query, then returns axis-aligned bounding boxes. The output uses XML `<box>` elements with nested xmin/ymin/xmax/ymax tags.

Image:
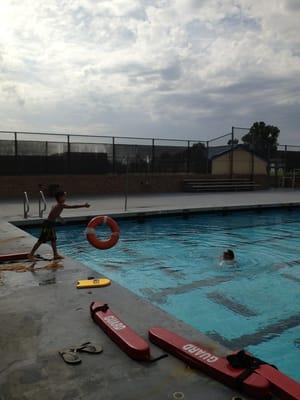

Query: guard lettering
<box><xmin>183</xmin><ymin>344</ymin><xmax>218</xmax><ymax>363</ymax></box>
<box><xmin>104</xmin><ymin>315</ymin><xmax>126</xmax><ymax>331</ymax></box>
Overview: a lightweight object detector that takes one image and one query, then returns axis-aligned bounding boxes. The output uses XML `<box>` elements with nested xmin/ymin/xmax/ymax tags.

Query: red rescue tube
<box><xmin>86</xmin><ymin>216</ymin><xmax>120</xmax><ymax>250</ymax></box>
<box><xmin>90</xmin><ymin>302</ymin><xmax>150</xmax><ymax>361</ymax></box>
<box><xmin>257</xmin><ymin>364</ymin><xmax>300</xmax><ymax>400</ymax></box>
<box><xmin>149</xmin><ymin>327</ymin><xmax>271</xmax><ymax>400</ymax></box>
<box><xmin>0</xmin><ymin>252</ymin><xmax>29</xmax><ymax>262</ymax></box>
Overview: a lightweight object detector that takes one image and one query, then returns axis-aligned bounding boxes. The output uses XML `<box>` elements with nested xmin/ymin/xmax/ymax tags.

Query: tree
<box><xmin>242</xmin><ymin>121</ymin><xmax>280</xmax><ymax>158</ymax></box>
<box><xmin>190</xmin><ymin>142</ymin><xmax>207</xmax><ymax>172</ymax></box>
<box><xmin>228</xmin><ymin>138</ymin><xmax>239</xmax><ymax>145</ymax></box>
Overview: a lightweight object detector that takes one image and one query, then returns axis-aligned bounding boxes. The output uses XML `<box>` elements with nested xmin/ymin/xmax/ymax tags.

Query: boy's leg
<box><xmin>28</xmin><ymin>240</ymin><xmax>42</xmax><ymax>260</ymax></box>
<box><xmin>51</xmin><ymin>240</ymin><xmax>64</xmax><ymax>260</ymax></box>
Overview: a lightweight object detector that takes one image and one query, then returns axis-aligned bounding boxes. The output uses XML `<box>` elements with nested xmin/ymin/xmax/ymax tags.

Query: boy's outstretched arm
<box><xmin>63</xmin><ymin>203</ymin><xmax>90</xmax><ymax>209</ymax></box>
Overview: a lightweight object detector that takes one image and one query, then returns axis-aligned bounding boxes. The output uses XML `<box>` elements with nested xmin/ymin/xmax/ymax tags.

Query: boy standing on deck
<box><xmin>28</xmin><ymin>191</ymin><xmax>90</xmax><ymax>261</ymax></box>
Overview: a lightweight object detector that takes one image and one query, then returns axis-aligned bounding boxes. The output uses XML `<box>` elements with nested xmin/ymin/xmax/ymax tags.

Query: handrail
<box><xmin>39</xmin><ymin>190</ymin><xmax>47</xmax><ymax>218</ymax></box>
<box><xmin>23</xmin><ymin>192</ymin><xmax>30</xmax><ymax>219</ymax></box>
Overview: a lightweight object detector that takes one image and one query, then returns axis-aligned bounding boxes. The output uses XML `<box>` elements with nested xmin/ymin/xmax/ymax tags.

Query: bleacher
<box><xmin>183</xmin><ymin>178</ymin><xmax>260</xmax><ymax>192</ymax></box>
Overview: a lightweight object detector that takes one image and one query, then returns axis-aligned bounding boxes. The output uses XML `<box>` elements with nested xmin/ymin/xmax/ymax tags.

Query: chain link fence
<box><xmin>1</xmin><ymin>129</ymin><xmax>300</xmax><ymax>187</ymax></box>
<box><xmin>0</xmin><ymin>131</ymin><xmax>208</xmax><ymax>175</ymax></box>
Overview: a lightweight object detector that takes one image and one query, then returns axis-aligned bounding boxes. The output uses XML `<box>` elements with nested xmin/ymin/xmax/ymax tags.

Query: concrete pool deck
<box><xmin>1</xmin><ymin>189</ymin><xmax>296</xmax><ymax>399</ymax></box>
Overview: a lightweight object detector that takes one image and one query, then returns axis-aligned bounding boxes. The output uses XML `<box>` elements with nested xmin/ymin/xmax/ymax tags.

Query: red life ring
<box><xmin>86</xmin><ymin>216</ymin><xmax>120</xmax><ymax>250</ymax></box>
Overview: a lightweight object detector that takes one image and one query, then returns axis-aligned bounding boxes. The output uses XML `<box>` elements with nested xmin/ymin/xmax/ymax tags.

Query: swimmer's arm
<box><xmin>63</xmin><ymin>203</ymin><xmax>90</xmax><ymax>209</ymax></box>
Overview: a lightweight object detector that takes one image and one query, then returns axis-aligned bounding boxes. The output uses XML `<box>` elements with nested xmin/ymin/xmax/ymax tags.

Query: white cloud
<box><xmin>0</xmin><ymin>0</ymin><xmax>299</xmax><ymax>142</ymax></box>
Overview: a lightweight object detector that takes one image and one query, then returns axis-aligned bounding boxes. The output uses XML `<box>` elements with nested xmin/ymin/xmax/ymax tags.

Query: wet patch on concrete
<box><xmin>39</xmin><ymin>277</ymin><xmax>56</xmax><ymax>286</ymax></box>
<box><xmin>141</xmin><ymin>276</ymin><xmax>231</xmax><ymax>304</ymax></box>
<box><xmin>206</xmin><ymin>291</ymin><xmax>258</xmax><ymax>317</ymax></box>
<box><xmin>208</xmin><ymin>314</ymin><xmax>300</xmax><ymax>349</ymax></box>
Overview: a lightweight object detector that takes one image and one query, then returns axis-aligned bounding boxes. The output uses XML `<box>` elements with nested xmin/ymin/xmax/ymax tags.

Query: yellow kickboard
<box><xmin>76</xmin><ymin>278</ymin><xmax>111</xmax><ymax>289</ymax></box>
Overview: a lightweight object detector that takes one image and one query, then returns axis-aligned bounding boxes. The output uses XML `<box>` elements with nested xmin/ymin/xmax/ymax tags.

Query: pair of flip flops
<box><xmin>59</xmin><ymin>342</ymin><xmax>103</xmax><ymax>364</ymax></box>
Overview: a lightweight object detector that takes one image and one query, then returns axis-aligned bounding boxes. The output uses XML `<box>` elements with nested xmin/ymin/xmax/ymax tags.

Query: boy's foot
<box><xmin>28</xmin><ymin>254</ymin><xmax>38</xmax><ymax>261</ymax></box>
<box><xmin>53</xmin><ymin>254</ymin><xmax>64</xmax><ymax>260</ymax></box>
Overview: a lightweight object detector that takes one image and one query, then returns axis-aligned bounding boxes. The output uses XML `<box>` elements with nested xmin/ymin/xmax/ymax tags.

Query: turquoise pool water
<box><xmin>27</xmin><ymin>208</ymin><xmax>300</xmax><ymax>381</ymax></box>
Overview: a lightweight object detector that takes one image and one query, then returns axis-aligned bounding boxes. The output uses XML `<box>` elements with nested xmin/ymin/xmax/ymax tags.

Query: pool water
<box><xmin>27</xmin><ymin>208</ymin><xmax>300</xmax><ymax>381</ymax></box>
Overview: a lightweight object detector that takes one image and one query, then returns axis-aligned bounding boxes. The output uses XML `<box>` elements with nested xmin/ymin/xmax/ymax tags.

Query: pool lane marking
<box><xmin>120</xmin><ymin>219</ymin><xmax>300</xmax><ymax>242</ymax></box>
<box><xmin>272</xmin><ymin>259</ymin><xmax>300</xmax><ymax>271</ymax></box>
<box><xmin>156</xmin><ymin>265</ymin><xmax>186</xmax><ymax>280</ymax></box>
<box><xmin>233</xmin><ymin>232</ymin><xmax>300</xmax><ymax>247</ymax></box>
<box><xmin>190</xmin><ymin>218</ymin><xmax>300</xmax><ymax>234</ymax></box>
<box><xmin>206</xmin><ymin>291</ymin><xmax>258</xmax><ymax>318</ymax></box>
<box><xmin>208</xmin><ymin>314</ymin><xmax>300</xmax><ymax>349</ymax></box>
<box><xmin>281</xmin><ymin>273</ymin><xmax>300</xmax><ymax>284</ymax></box>
<box><xmin>141</xmin><ymin>276</ymin><xmax>232</xmax><ymax>304</ymax></box>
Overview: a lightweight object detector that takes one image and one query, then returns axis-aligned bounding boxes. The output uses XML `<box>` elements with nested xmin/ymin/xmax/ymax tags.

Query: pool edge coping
<box><xmin>12</xmin><ymin>201</ymin><xmax>300</xmax><ymax>227</ymax></box>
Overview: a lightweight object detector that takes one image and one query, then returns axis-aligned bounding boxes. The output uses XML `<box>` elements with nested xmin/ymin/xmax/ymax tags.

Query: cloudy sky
<box><xmin>0</xmin><ymin>0</ymin><xmax>299</xmax><ymax>143</ymax></box>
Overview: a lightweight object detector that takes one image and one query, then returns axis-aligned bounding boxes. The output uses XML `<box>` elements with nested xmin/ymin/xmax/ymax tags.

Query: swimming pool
<box><xmin>27</xmin><ymin>208</ymin><xmax>300</xmax><ymax>381</ymax></box>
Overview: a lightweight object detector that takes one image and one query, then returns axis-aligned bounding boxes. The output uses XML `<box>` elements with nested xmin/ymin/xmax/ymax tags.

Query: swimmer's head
<box><xmin>223</xmin><ymin>249</ymin><xmax>235</xmax><ymax>261</ymax></box>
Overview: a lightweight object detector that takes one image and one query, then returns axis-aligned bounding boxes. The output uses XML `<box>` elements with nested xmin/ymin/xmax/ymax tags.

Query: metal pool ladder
<box><xmin>39</xmin><ymin>190</ymin><xmax>47</xmax><ymax>218</ymax></box>
<box><xmin>23</xmin><ymin>192</ymin><xmax>30</xmax><ymax>219</ymax></box>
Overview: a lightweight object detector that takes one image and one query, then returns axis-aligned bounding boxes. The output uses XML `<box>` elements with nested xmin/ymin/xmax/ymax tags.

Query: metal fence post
<box><xmin>187</xmin><ymin>140</ymin><xmax>190</xmax><ymax>173</ymax></box>
<box><xmin>206</xmin><ymin>141</ymin><xmax>209</xmax><ymax>174</ymax></box>
<box><xmin>112</xmin><ymin>137</ymin><xmax>115</xmax><ymax>173</ymax></box>
<box><xmin>251</xmin><ymin>131</ymin><xmax>255</xmax><ymax>181</ymax></box>
<box><xmin>124</xmin><ymin>157</ymin><xmax>129</xmax><ymax>211</ymax></box>
<box><xmin>284</xmin><ymin>145</ymin><xmax>287</xmax><ymax>176</ymax></box>
<box><xmin>14</xmin><ymin>132</ymin><xmax>18</xmax><ymax>156</ymax></box>
<box><xmin>230</xmin><ymin>127</ymin><xmax>234</xmax><ymax>178</ymax></box>
<box><xmin>67</xmin><ymin>135</ymin><xmax>70</xmax><ymax>174</ymax></box>
<box><xmin>14</xmin><ymin>132</ymin><xmax>18</xmax><ymax>174</ymax></box>
<box><xmin>151</xmin><ymin>138</ymin><xmax>155</xmax><ymax>173</ymax></box>
<box><xmin>45</xmin><ymin>141</ymin><xmax>48</xmax><ymax>174</ymax></box>
<box><xmin>267</xmin><ymin>143</ymin><xmax>271</xmax><ymax>184</ymax></box>
<box><xmin>267</xmin><ymin>144</ymin><xmax>278</xmax><ymax>186</ymax></box>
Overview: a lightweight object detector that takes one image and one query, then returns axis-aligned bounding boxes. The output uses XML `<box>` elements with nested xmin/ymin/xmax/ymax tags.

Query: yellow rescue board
<box><xmin>76</xmin><ymin>278</ymin><xmax>111</xmax><ymax>289</ymax></box>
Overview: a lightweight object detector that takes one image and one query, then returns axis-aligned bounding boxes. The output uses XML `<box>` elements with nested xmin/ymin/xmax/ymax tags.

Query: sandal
<box><xmin>76</xmin><ymin>342</ymin><xmax>103</xmax><ymax>354</ymax></box>
<box><xmin>59</xmin><ymin>349</ymin><xmax>81</xmax><ymax>364</ymax></box>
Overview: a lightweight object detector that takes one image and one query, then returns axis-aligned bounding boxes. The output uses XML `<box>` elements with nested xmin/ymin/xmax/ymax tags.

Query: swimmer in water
<box><xmin>223</xmin><ymin>249</ymin><xmax>235</xmax><ymax>261</ymax></box>
<box><xmin>219</xmin><ymin>249</ymin><xmax>236</xmax><ymax>266</ymax></box>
